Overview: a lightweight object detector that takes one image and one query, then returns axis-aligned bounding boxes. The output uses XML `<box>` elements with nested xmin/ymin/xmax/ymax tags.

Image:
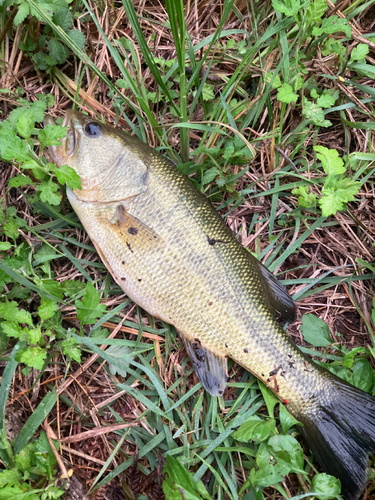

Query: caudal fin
<box><xmin>298</xmin><ymin>376</ymin><xmax>375</xmax><ymax>500</ymax></box>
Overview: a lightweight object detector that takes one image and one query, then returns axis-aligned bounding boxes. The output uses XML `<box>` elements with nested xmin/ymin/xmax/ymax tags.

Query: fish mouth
<box><xmin>44</xmin><ymin>109</ymin><xmax>78</xmax><ymax>163</ymax></box>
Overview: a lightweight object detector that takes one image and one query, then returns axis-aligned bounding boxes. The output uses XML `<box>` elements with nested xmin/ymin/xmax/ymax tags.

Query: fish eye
<box><xmin>84</xmin><ymin>122</ymin><xmax>102</xmax><ymax>137</ymax></box>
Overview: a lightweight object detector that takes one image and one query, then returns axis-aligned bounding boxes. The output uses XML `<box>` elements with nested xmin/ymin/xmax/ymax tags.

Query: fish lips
<box><xmin>44</xmin><ymin>109</ymin><xmax>78</xmax><ymax>164</ymax></box>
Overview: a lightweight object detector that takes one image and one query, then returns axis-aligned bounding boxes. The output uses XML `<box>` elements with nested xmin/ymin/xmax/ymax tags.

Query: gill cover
<box><xmin>49</xmin><ymin>110</ymin><xmax>153</xmax><ymax>203</ymax></box>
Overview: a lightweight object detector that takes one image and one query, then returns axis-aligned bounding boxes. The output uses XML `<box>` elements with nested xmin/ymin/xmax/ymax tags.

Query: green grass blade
<box><xmin>14</xmin><ymin>389</ymin><xmax>57</xmax><ymax>454</ymax></box>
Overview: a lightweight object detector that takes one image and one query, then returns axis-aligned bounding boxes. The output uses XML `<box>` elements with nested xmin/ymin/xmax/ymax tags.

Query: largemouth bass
<box><xmin>46</xmin><ymin>110</ymin><xmax>375</xmax><ymax>500</ymax></box>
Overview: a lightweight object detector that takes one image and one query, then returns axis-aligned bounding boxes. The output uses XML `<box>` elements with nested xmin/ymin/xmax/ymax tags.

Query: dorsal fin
<box><xmin>256</xmin><ymin>260</ymin><xmax>296</xmax><ymax>324</ymax></box>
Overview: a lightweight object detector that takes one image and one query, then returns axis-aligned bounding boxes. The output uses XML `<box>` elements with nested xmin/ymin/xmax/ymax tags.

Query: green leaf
<box><xmin>268</xmin><ymin>434</ymin><xmax>304</xmax><ymax>472</ymax></box>
<box><xmin>19</xmin><ymin>346</ymin><xmax>47</xmax><ymax>370</ymax></box>
<box><xmin>38</xmin><ymin>124</ymin><xmax>66</xmax><ymax>151</ymax></box>
<box><xmin>200</xmin><ymin>84</ymin><xmax>215</xmax><ymax>102</ymax></box>
<box><xmin>233</xmin><ymin>418</ymin><xmax>276</xmax><ymax>443</ymax></box>
<box><xmin>350</xmin><ymin>43</ymin><xmax>369</xmax><ymax>62</ymax></box>
<box><xmin>0</xmin><ymin>242</ymin><xmax>12</xmax><ymax>251</ymax></box>
<box><xmin>271</xmin><ymin>0</ymin><xmax>300</xmax><ymax>17</ymax></box>
<box><xmin>28</xmin><ymin>327</ymin><xmax>42</xmax><ymax>344</ymax></box>
<box><xmin>61</xmin><ymin>280</ymin><xmax>86</xmax><ymax>297</ymax></box>
<box><xmin>343</xmin><ymin>347</ymin><xmax>368</xmax><ymax>369</ymax></box>
<box><xmin>312</xmin><ymin>16</ymin><xmax>351</xmax><ymax>38</ymax></box>
<box><xmin>16</xmin><ymin>110</ymin><xmax>35</xmax><ymax>140</ymax></box>
<box><xmin>53</xmin><ymin>8</ymin><xmax>72</xmax><ymax>31</ymax></box>
<box><xmin>310</xmin><ymin>473</ymin><xmax>341</xmax><ymax>499</ymax></box>
<box><xmin>163</xmin><ymin>455</ymin><xmax>213</xmax><ymax>500</ymax></box>
<box><xmin>306</xmin><ymin>0</ymin><xmax>327</xmax><ymax>22</ymax></box>
<box><xmin>317</xmin><ymin>93</ymin><xmax>336</xmax><ymax>108</ymax></box>
<box><xmin>34</xmin><ymin>278</ymin><xmax>64</xmax><ymax>301</ymax></box>
<box><xmin>14</xmin><ymin>443</ymin><xmax>34</xmax><ymax>474</ymax></box>
<box><xmin>277</xmin><ymin>83</ymin><xmax>298</xmax><ymax>104</ymax></box>
<box><xmin>1</xmin><ymin>321</ymin><xmax>25</xmax><ymax>339</ymax></box>
<box><xmin>302</xmin><ymin>101</ymin><xmax>331</xmax><ymax>127</ymax></box>
<box><xmin>203</xmin><ymin>167</ymin><xmax>219</xmax><ymax>185</ymax></box>
<box><xmin>3</xmin><ymin>217</ymin><xmax>20</xmax><ymax>242</ymax></box>
<box><xmin>0</xmin><ymin>301</ymin><xmax>33</xmax><ymax>326</ymax></box>
<box><xmin>319</xmin><ymin>179</ymin><xmax>361</xmax><ymax>216</ymax></box>
<box><xmin>14</xmin><ymin>2</ymin><xmax>31</xmax><ymax>26</ymax></box>
<box><xmin>292</xmin><ymin>185</ymin><xmax>316</xmax><ymax>209</ymax></box>
<box><xmin>37</xmin><ymin>180</ymin><xmax>61</xmax><ymax>205</ymax></box>
<box><xmin>0</xmin><ymin>484</ymin><xmax>39</xmax><ymax>499</ymax></box>
<box><xmin>258</xmin><ymin>382</ymin><xmax>279</xmax><ymax>416</ymax></box>
<box><xmin>301</xmin><ymin>314</ymin><xmax>332</xmax><ymax>347</ymax></box>
<box><xmin>314</xmin><ymin>146</ymin><xmax>345</xmax><ymax>176</ymax></box>
<box><xmin>322</xmin><ymin>38</ymin><xmax>346</xmax><ymax>59</ymax></box>
<box><xmin>29</xmin><ymin>97</ymin><xmax>48</xmax><ymax>123</ymax></box>
<box><xmin>32</xmin><ymin>51</ymin><xmax>51</xmax><ymax>71</ymax></box>
<box><xmin>342</xmin><ymin>358</ymin><xmax>373</xmax><ymax>392</ymax></box>
<box><xmin>279</xmin><ymin>403</ymin><xmax>302</xmax><ymax>434</ymax></box>
<box><xmin>48</xmin><ymin>38</ymin><xmax>70</xmax><ymax>65</ymax></box>
<box><xmin>75</xmin><ymin>282</ymin><xmax>106</xmax><ymax>325</ymax></box>
<box><xmin>61</xmin><ymin>337</ymin><xmax>81</xmax><ymax>363</ymax></box>
<box><xmin>0</xmin><ymin>468</ymin><xmax>22</xmax><ymax>487</ymax></box>
<box><xmin>8</xmin><ymin>175</ymin><xmax>33</xmax><ymax>188</ymax></box>
<box><xmin>35</xmin><ymin>431</ymin><xmax>58</xmax><ymax>480</ymax></box>
<box><xmin>250</xmin><ymin>442</ymin><xmax>291</xmax><ymax>487</ymax></box>
<box><xmin>52</xmin><ymin>164</ymin><xmax>81</xmax><ymax>190</ymax></box>
<box><xmin>66</xmin><ymin>29</ymin><xmax>86</xmax><ymax>50</ymax></box>
<box><xmin>106</xmin><ymin>345</ymin><xmax>133</xmax><ymax>376</ymax></box>
<box><xmin>38</xmin><ymin>298</ymin><xmax>59</xmax><ymax>321</ymax></box>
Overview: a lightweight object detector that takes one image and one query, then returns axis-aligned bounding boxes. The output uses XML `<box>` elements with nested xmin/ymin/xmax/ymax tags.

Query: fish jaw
<box><xmin>44</xmin><ymin>110</ymin><xmax>78</xmax><ymax>167</ymax></box>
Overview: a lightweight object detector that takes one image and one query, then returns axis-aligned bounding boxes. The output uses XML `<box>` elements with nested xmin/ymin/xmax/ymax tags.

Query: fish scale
<box><xmin>46</xmin><ymin>110</ymin><xmax>375</xmax><ymax>500</ymax></box>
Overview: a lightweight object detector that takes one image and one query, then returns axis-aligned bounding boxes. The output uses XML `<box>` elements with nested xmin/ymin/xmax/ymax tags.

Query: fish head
<box><xmin>45</xmin><ymin>110</ymin><xmax>151</xmax><ymax>203</ymax></box>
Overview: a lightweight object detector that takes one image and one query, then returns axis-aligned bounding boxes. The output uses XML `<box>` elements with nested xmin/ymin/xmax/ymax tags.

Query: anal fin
<box><xmin>182</xmin><ymin>337</ymin><xmax>228</xmax><ymax>397</ymax></box>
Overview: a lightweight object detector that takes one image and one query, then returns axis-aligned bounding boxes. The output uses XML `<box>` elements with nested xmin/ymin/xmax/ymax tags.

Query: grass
<box><xmin>0</xmin><ymin>0</ymin><xmax>375</xmax><ymax>498</ymax></box>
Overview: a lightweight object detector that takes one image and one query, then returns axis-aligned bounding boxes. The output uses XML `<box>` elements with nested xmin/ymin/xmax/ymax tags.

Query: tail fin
<box><xmin>298</xmin><ymin>376</ymin><xmax>375</xmax><ymax>500</ymax></box>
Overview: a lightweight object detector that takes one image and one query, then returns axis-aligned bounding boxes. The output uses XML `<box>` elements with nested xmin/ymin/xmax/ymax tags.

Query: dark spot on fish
<box><xmin>288</xmin><ymin>354</ymin><xmax>292</xmax><ymax>358</ymax></box>
<box><xmin>138</xmin><ymin>278</ymin><xmax>142</xmax><ymax>282</ymax></box>
<box><xmin>121</xmin><ymin>277</ymin><xmax>126</xmax><ymax>281</ymax></box>
<box><xmin>195</xmin><ymin>338</ymin><xmax>200</xmax><ymax>343</ymax></box>
<box><xmin>207</xmin><ymin>236</ymin><xmax>228</xmax><ymax>246</ymax></box>
<box><xmin>208</xmin><ymin>301</ymin><xmax>213</xmax><ymax>306</ymax></box>
<box><xmin>128</xmin><ymin>227</ymin><xmax>138</xmax><ymax>235</ymax></box>
<box><xmin>261</xmin><ymin>374</ymin><xmax>265</xmax><ymax>377</ymax></box>
<box><xmin>126</xmin><ymin>242</ymin><xmax>133</xmax><ymax>253</ymax></box>
<box><xmin>243</xmin><ymin>348</ymin><xmax>248</xmax><ymax>353</ymax></box>
<box><xmin>225</xmin><ymin>343</ymin><xmax>228</xmax><ymax>348</ymax></box>
<box><xmin>288</xmin><ymin>360</ymin><xmax>296</xmax><ymax>369</ymax></box>
<box><xmin>122</xmin><ymin>261</ymin><xmax>125</xmax><ymax>265</ymax></box>
<box><xmin>269</xmin><ymin>365</ymin><xmax>282</xmax><ymax>377</ymax></box>
<box><xmin>218</xmin><ymin>390</ymin><xmax>223</xmax><ymax>395</ymax></box>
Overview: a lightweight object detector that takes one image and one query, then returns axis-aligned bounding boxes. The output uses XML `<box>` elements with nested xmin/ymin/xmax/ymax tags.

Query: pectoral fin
<box><xmin>182</xmin><ymin>337</ymin><xmax>228</xmax><ymax>397</ymax></box>
<box><xmin>110</xmin><ymin>205</ymin><xmax>163</xmax><ymax>251</ymax></box>
<box><xmin>256</xmin><ymin>261</ymin><xmax>296</xmax><ymax>324</ymax></box>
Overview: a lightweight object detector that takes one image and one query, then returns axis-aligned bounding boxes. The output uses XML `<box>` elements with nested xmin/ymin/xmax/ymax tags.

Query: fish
<box><xmin>46</xmin><ymin>109</ymin><xmax>375</xmax><ymax>500</ymax></box>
